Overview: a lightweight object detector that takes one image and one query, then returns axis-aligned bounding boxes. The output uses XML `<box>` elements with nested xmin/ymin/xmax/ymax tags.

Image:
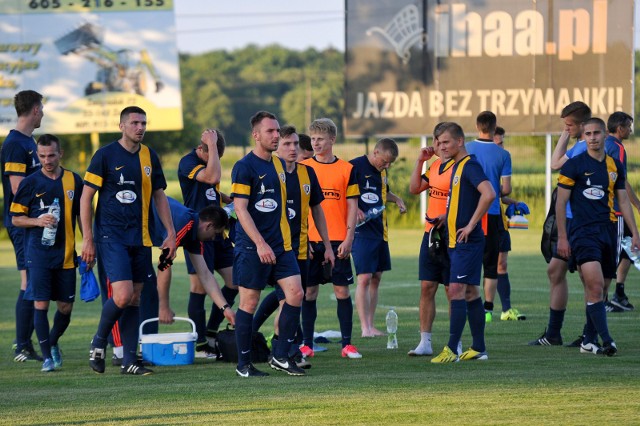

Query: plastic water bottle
<box><xmin>386</xmin><ymin>307</ymin><xmax>398</xmax><ymax>349</ymax></box>
<box><xmin>356</xmin><ymin>205</ymin><xmax>386</xmax><ymax>228</ymax></box>
<box><xmin>223</xmin><ymin>202</ymin><xmax>236</xmax><ymax>219</ymax></box>
<box><xmin>621</xmin><ymin>236</ymin><xmax>640</xmax><ymax>270</ymax></box>
<box><xmin>41</xmin><ymin>197</ymin><xmax>60</xmax><ymax>246</ymax></box>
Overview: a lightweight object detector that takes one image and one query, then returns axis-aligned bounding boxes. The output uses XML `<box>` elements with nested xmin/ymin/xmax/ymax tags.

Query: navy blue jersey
<box><xmin>1</xmin><ymin>130</ymin><xmax>41</xmax><ymax>227</ymax></box>
<box><xmin>350</xmin><ymin>155</ymin><xmax>390</xmax><ymax>241</ymax></box>
<box><xmin>84</xmin><ymin>141</ymin><xmax>166</xmax><ymax>247</ymax></box>
<box><xmin>150</xmin><ymin>196</ymin><xmax>201</xmax><ymax>255</ymax></box>
<box><xmin>558</xmin><ymin>152</ymin><xmax>625</xmax><ymax>234</ymax></box>
<box><xmin>10</xmin><ymin>168</ymin><xmax>83</xmax><ymax>269</ymax></box>
<box><xmin>466</xmin><ymin>140</ymin><xmax>511</xmax><ymax>215</ymax></box>
<box><xmin>285</xmin><ymin>163</ymin><xmax>324</xmax><ymax>259</ymax></box>
<box><xmin>178</xmin><ymin>149</ymin><xmax>221</xmax><ymax>210</ymax></box>
<box><xmin>230</xmin><ymin>152</ymin><xmax>291</xmax><ymax>253</ymax></box>
<box><xmin>446</xmin><ymin>155</ymin><xmax>489</xmax><ymax>248</ymax></box>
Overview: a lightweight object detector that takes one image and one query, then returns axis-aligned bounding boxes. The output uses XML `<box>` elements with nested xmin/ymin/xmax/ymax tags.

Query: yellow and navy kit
<box><xmin>446</xmin><ymin>155</ymin><xmax>489</xmax><ymax>248</ymax></box>
<box><xmin>1</xmin><ymin>130</ymin><xmax>40</xmax><ymax>227</ymax></box>
<box><xmin>83</xmin><ymin>141</ymin><xmax>167</xmax><ymax>247</ymax></box>
<box><xmin>150</xmin><ymin>196</ymin><xmax>201</xmax><ymax>255</ymax></box>
<box><xmin>350</xmin><ymin>155</ymin><xmax>389</xmax><ymax>241</ymax></box>
<box><xmin>558</xmin><ymin>152</ymin><xmax>625</xmax><ymax>234</ymax></box>
<box><xmin>301</xmin><ymin>156</ymin><xmax>360</xmax><ymax>242</ymax></box>
<box><xmin>9</xmin><ymin>168</ymin><xmax>83</xmax><ymax>269</ymax></box>
<box><xmin>178</xmin><ymin>149</ymin><xmax>221</xmax><ymax>211</ymax></box>
<box><xmin>423</xmin><ymin>158</ymin><xmax>455</xmax><ymax>232</ymax></box>
<box><xmin>231</xmin><ymin>152</ymin><xmax>291</xmax><ymax>253</ymax></box>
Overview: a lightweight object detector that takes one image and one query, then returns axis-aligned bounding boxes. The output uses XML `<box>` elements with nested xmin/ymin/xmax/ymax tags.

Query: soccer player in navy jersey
<box><xmin>556</xmin><ymin>117</ymin><xmax>640</xmax><ymax>356</ymax></box>
<box><xmin>10</xmin><ymin>134</ymin><xmax>83</xmax><ymax>372</ymax></box>
<box><xmin>350</xmin><ymin>138</ymin><xmax>406</xmax><ymax>337</ymax></box>
<box><xmin>430</xmin><ymin>122</ymin><xmax>495</xmax><ymax>363</ymax></box>
<box><xmin>231</xmin><ymin>111</ymin><xmax>305</xmax><ymax>377</ymax></box>
<box><xmin>177</xmin><ymin>128</ymin><xmax>237</xmax><ymax>358</ymax></box>
<box><xmin>82</xmin><ymin>106</ymin><xmax>176</xmax><ymax>376</ymax></box>
<box><xmin>1</xmin><ymin>90</ymin><xmax>43</xmax><ymax>362</ymax></box>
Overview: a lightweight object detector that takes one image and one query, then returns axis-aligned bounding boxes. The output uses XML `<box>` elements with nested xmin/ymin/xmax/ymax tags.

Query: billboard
<box><xmin>345</xmin><ymin>0</ymin><xmax>634</xmax><ymax>137</ymax></box>
<box><xmin>0</xmin><ymin>0</ymin><xmax>182</xmax><ymax>135</ymax></box>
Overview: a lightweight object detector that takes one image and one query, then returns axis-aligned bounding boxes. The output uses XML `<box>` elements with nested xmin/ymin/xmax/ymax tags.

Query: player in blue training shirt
<box><xmin>430</xmin><ymin>122</ymin><xmax>495</xmax><ymax>363</ymax></box>
<box><xmin>81</xmin><ymin>106</ymin><xmax>176</xmax><ymax>376</ymax></box>
<box><xmin>556</xmin><ymin>117</ymin><xmax>640</xmax><ymax>357</ymax></box>
<box><xmin>149</xmin><ymin>197</ymin><xmax>236</xmax><ymax>327</ymax></box>
<box><xmin>1</xmin><ymin>90</ymin><xmax>43</xmax><ymax>362</ymax></box>
<box><xmin>231</xmin><ymin>111</ymin><xmax>305</xmax><ymax>377</ymax></box>
<box><xmin>10</xmin><ymin>134</ymin><xmax>83</xmax><ymax>372</ymax></box>
<box><xmin>177</xmin><ymin>128</ymin><xmax>237</xmax><ymax>358</ymax></box>
<box><xmin>350</xmin><ymin>138</ymin><xmax>406</xmax><ymax>337</ymax></box>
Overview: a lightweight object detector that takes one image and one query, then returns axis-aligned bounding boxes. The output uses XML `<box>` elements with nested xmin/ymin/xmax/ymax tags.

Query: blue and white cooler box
<box><xmin>139</xmin><ymin>317</ymin><xmax>197</xmax><ymax>366</ymax></box>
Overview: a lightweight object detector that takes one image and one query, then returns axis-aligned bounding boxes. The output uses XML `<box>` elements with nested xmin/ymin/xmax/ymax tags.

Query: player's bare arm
<box><xmin>338</xmin><ymin>197</ymin><xmax>358</xmax><ymax>258</ymax></box>
<box><xmin>310</xmin><ymin>204</ymin><xmax>335</xmax><ymax>268</ymax></box>
<box><xmin>555</xmin><ymin>187</ymin><xmax>571</xmax><ymax>259</ymax></box>
<box><xmin>234</xmin><ymin>196</ymin><xmax>275</xmax><ymax>264</ymax></box>
<box><xmin>152</xmin><ymin>189</ymin><xmax>177</xmax><ymax>260</ymax></box>
<box><xmin>456</xmin><ymin>180</ymin><xmax>495</xmax><ymax>243</ymax></box>
<box><xmin>79</xmin><ymin>184</ymin><xmax>97</xmax><ymax>264</ymax></box>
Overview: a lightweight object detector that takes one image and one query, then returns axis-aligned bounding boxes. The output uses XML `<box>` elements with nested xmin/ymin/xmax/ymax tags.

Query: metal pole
<box><xmin>420</xmin><ymin>135</ymin><xmax>428</xmax><ymax>224</ymax></box>
<box><xmin>545</xmin><ymin>133</ymin><xmax>552</xmax><ymax>212</ymax></box>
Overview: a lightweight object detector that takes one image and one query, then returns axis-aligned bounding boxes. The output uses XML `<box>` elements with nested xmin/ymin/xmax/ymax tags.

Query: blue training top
<box><xmin>465</xmin><ymin>139</ymin><xmax>511</xmax><ymax>215</ymax></box>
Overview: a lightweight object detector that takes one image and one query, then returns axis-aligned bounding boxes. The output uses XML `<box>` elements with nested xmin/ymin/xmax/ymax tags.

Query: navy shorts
<box><xmin>352</xmin><ymin>236</ymin><xmax>391</xmax><ymax>275</ymax></box>
<box><xmin>482</xmin><ymin>214</ymin><xmax>502</xmax><ymax>279</ymax></box>
<box><xmin>24</xmin><ymin>267</ymin><xmax>76</xmax><ymax>302</ymax></box>
<box><xmin>233</xmin><ymin>249</ymin><xmax>299</xmax><ymax>290</ymax></box>
<box><xmin>307</xmin><ymin>241</ymin><xmax>354</xmax><ymax>286</ymax></box>
<box><xmin>499</xmin><ymin>228</ymin><xmax>511</xmax><ymax>253</ymax></box>
<box><xmin>7</xmin><ymin>225</ymin><xmax>26</xmax><ymax>271</ymax></box>
<box><xmin>448</xmin><ymin>239</ymin><xmax>485</xmax><ymax>286</ymax></box>
<box><xmin>97</xmin><ymin>242</ymin><xmax>152</xmax><ymax>283</ymax></box>
<box><xmin>418</xmin><ymin>231</ymin><xmax>450</xmax><ymax>284</ymax></box>
<box><xmin>270</xmin><ymin>258</ymin><xmax>308</xmax><ymax>291</ymax></box>
<box><xmin>185</xmin><ymin>240</ymin><xmax>212</xmax><ymax>274</ymax></box>
<box><xmin>570</xmin><ymin>223</ymin><xmax>618</xmax><ymax>279</ymax></box>
<box><xmin>552</xmin><ymin>219</ymin><xmax>577</xmax><ymax>272</ymax></box>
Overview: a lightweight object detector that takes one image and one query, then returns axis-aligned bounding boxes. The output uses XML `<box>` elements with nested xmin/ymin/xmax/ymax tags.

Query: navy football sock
<box><xmin>301</xmin><ymin>298</ymin><xmax>317</xmax><ymax>347</ymax></box>
<box><xmin>467</xmin><ymin>297</ymin><xmax>486</xmax><ymax>352</ymax></box>
<box><xmin>93</xmin><ymin>298</ymin><xmax>123</xmax><ymax>349</ymax></box>
<box><xmin>583</xmin><ymin>307</ymin><xmax>597</xmax><ymax>344</ymax></box>
<box><xmin>49</xmin><ymin>310</ymin><xmax>71</xmax><ymax>347</ymax></box>
<box><xmin>140</xmin><ymin>278</ymin><xmax>158</xmax><ymax>334</ymax></box>
<box><xmin>337</xmin><ymin>296</ymin><xmax>353</xmax><ymax>347</ymax></box>
<box><xmin>615</xmin><ymin>282</ymin><xmax>625</xmax><ymax>297</ymax></box>
<box><xmin>252</xmin><ymin>290</ymin><xmax>279</xmax><ymax>332</ymax></box>
<box><xmin>235</xmin><ymin>309</ymin><xmax>253</xmax><ymax>369</ymax></box>
<box><xmin>119</xmin><ymin>306</ymin><xmax>140</xmax><ymax>366</ymax></box>
<box><xmin>586</xmin><ymin>302</ymin><xmax>613</xmax><ymax>344</ymax></box>
<box><xmin>188</xmin><ymin>292</ymin><xmax>207</xmax><ymax>345</ymax></box>
<box><xmin>34</xmin><ymin>308</ymin><xmax>51</xmax><ymax>359</ymax></box>
<box><xmin>483</xmin><ymin>301</ymin><xmax>494</xmax><ymax>312</ymax></box>
<box><xmin>16</xmin><ymin>290</ymin><xmax>34</xmax><ymax>351</ymax></box>
<box><xmin>274</xmin><ymin>303</ymin><xmax>301</xmax><ymax>359</ymax></box>
<box><xmin>546</xmin><ymin>308</ymin><xmax>565</xmax><ymax>339</ymax></box>
<box><xmin>497</xmin><ymin>273</ymin><xmax>512</xmax><ymax>311</ymax></box>
<box><xmin>207</xmin><ymin>286</ymin><xmax>239</xmax><ymax>333</ymax></box>
<box><xmin>448</xmin><ymin>299</ymin><xmax>467</xmax><ymax>352</ymax></box>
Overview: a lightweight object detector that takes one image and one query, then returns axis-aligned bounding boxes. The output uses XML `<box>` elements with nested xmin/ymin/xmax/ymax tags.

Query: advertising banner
<box><xmin>0</xmin><ymin>0</ymin><xmax>182</xmax><ymax>134</ymax></box>
<box><xmin>345</xmin><ymin>0</ymin><xmax>633</xmax><ymax>136</ymax></box>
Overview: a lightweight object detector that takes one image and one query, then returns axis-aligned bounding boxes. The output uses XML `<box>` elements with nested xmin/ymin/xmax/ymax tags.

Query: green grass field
<box><xmin>1</xmin><ymin>228</ymin><xmax>639</xmax><ymax>425</ymax></box>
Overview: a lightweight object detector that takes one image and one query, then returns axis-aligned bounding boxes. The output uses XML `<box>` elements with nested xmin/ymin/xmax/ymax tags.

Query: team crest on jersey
<box><xmin>279</xmin><ymin>172</ymin><xmax>286</xmax><ymax>183</ymax></box>
<box><xmin>303</xmin><ymin>184</ymin><xmax>310</xmax><ymax>195</ymax></box>
<box><xmin>206</xmin><ymin>188</ymin><xmax>217</xmax><ymax>201</ymax></box>
<box><xmin>144</xmin><ymin>166</ymin><xmax>151</xmax><ymax>177</ymax></box>
<box><xmin>288</xmin><ymin>207</ymin><xmax>296</xmax><ymax>220</ymax></box>
<box><xmin>453</xmin><ymin>176</ymin><xmax>460</xmax><ymax>186</ymax></box>
<box><xmin>67</xmin><ymin>190</ymin><xmax>74</xmax><ymax>201</ymax></box>
<box><xmin>610</xmin><ymin>172</ymin><xmax>617</xmax><ymax>182</ymax></box>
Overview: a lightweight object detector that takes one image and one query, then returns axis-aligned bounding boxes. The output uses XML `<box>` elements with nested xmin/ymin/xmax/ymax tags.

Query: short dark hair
<box><xmin>198</xmin><ymin>205</ymin><xmax>229</xmax><ymax>230</ymax></box>
<box><xmin>280</xmin><ymin>125</ymin><xmax>297</xmax><ymax>139</ymax></box>
<box><xmin>495</xmin><ymin>126</ymin><xmax>505</xmax><ymax>136</ymax></box>
<box><xmin>476</xmin><ymin>111</ymin><xmax>497</xmax><ymax>134</ymax></box>
<box><xmin>37</xmin><ymin>134</ymin><xmax>61</xmax><ymax>152</ymax></box>
<box><xmin>250</xmin><ymin>111</ymin><xmax>277</xmax><ymax>129</ymax></box>
<box><xmin>298</xmin><ymin>133</ymin><xmax>312</xmax><ymax>152</ymax></box>
<box><xmin>584</xmin><ymin>117</ymin><xmax>606</xmax><ymax>132</ymax></box>
<box><xmin>201</xmin><ymin>128</ymin><xmax>226</xmax><ymax>157</ymax></box>
<box><xmin>607</xmin><ymin>111</ymin><xmax>633</xmax><ymax>134</ymax></box>
<box><xmin>14</xmin><ymin>90</ymin><xmax>43</xmax><ymax>117</ymax></box>
<box><xmin>560</xmin><ymin>101</ymin><xmax>591</xmax><ymax>123</ymax></box>
<box><xmin>120</xmin><ymin>106</ymin><xmax>146</xmax><ymax>123</ymax></box>
<box><xmin>437</xmin><ymin>122</ymin><xmax>465</xmax><ymax>140</ymax></box>
<box><xmin>375</xmin><ymin>138</ymin><xmax>399</xmax><ymax>158</ymax></box>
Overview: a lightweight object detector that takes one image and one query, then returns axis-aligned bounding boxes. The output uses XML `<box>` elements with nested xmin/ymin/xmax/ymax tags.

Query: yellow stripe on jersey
<box><xmin>188</xmin><ymin>164</ymin><xmax>204</xmax><ymax>180</ymax></box>
<box><xmin>606</xmin><ymin>156</ymin><xmax>618</xmax><ymax>223</ymax></box>
<box><xmin>62</xmin><ymin>171</ymin><xmax>76</xmax><ymax>269</ymax></box>
<box><xmin>272</xmin><ymin>156</ymin><xmax>291</xmax><ymax>251</ymax></box>
<box><xmin>139</xmin><ymin>145</ymin><xmax>153</xmax><ymax>247</ymax></box>
<box><xmin>297</xmin><ymin>165</ymin><xmax>311</xmax><ymax>259</ymax></box>
<box><xmin>558</xmin><ymin>175</ymin><xmax>575</xmax><ymax>187</ymax></box>
<box><xmin>447</xmin><ymin>156</ymin><xmax>470</xmax><ymax>248</ymax></box>
<box><xmin>4</xmin><ymin>162</ymin><xmax>26</xmax><ymax>173</ymax></box>
<box><xmin>231</xmin><ymin>183</ymin><xmax>251</xmax><ymax>196</ymax></box>
<box><xmin>381</xmin><ymin>169</ymin><xmax>389</xmax><ymax>242</ymax></box>
<box><xmin>84</xmin><ymin>171</ymin><xmax>103</xmax><ymax>188</ymax></box>
<box><xmin>346</xmin><ymin>183</ymin><xmax>360</xmax><ymax>197</ymax></box>
<box><xmin>9</xmin><ymin>202</ymin><xmax>28</xmax><ymax>215</ymax></box>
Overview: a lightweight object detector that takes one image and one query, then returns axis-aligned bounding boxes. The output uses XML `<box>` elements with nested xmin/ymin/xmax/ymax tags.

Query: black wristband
<box><xmin>220</xmin><ymin>304</ymin><xmax>230</xmax><ymax>313</ymax></box>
